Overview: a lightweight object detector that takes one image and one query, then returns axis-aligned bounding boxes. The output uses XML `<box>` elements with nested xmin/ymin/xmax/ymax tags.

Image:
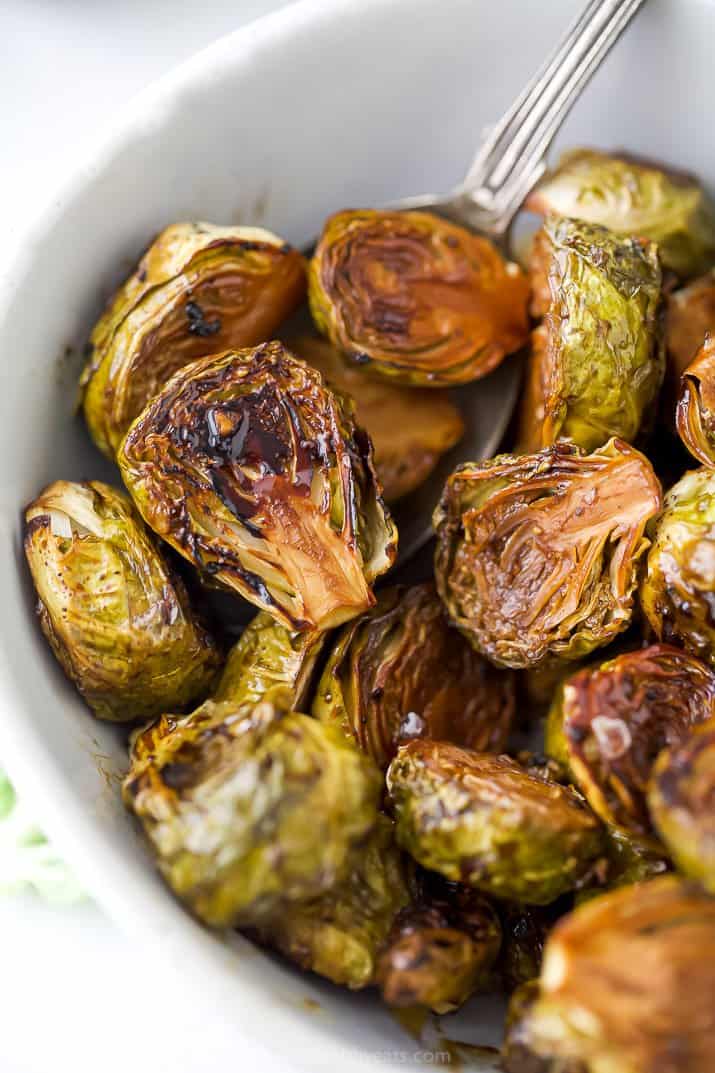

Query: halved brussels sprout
<box><xmin>666</xmin><ymin>269</ymin><xmax>715</xmax><ymax>381</ymax></box>
<box><xmin>640</xmin><ymin>467</ymin><xmax>715</xmax><ymax>665</ymax></box>
<box><xmin>308</xmin><ymin>209</ymin><xmax>530</xmax><ymax>386</ymax></box>
<box><xmin>649</xmin><ymin>719</ymin><xmax>715</xmax><ymax>891</ymax></box>
<box><xmin>312</xmin><ymin>583</ymin><xmax>515</xmax><ymax>771</ymax></box>
<box><xmin>213</xmin><ymin>611</ymin><xmax>325</xmax><ymax>710</ymax></box>
<box><xmin>123</xmin><ymin>699</ymin><xmax>382</xmax><ymax>927</ymax></box>
<box><xmin>118</xmin><ymin>342</ymin><xmax>397</xmax><ymax>631</ymax></box>
<box><xmin>677</xmin><ymin>335</ymin><xmax>715</xmax><ymax>466</ymax></box>
<box><xmin>286</xmin><ymin>333</ymin><xmax>464</xmax><ymax>501</ymax></box>
<box><xmin>545</xmin><ymin>645</ymin><xmax>715</xmax><ymax>838</ymax></box>
<box><xmin>24</xmin><ymin>480</ymin><xmax>220</xmax><ymax>722</ymax></box>
<box><xmin>526</xmin><ymin>148</ymin><xmax>715</xmax><ymax>278</ymax></box>
<box><xmin>434</xmin><ymin>439</ymin><xmax>662</xmax><ymax>669</ymax></box>
<box><xmin>377</xmin><ymin>876</ymin><xmax>501</xmax><ymax>1014</ymax></box>
<box><xmin>519</xmin><ymin>216</ymin><xmax>663</xmax><ymax>453</ymax></box>
<box><xmin>386</xmin><ymin>744</ymin><xmax>605</xmax><ymax>905</ymax></box>
<box><xmin>81</xmin><ymin>222</ymin><xmax>307</xmax><ymax>457</ymax></box>
<box><xmin>523</xmin><ymin>877</ymin><xmax>715</xmax><ymax>1073</ymax></box>
<box><xmin>249</xmin><ymin>815</ymin><xmax>410</xmax><ymax>990</ymax></box>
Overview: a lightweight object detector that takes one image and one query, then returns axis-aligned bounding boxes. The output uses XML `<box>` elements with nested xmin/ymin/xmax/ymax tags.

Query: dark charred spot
<box><xmin>137</xmin><ymin>267</ymin><xmax>147</xmax><ymax>283</ymax></box>
<box><xmin>349</xmin><ymin>351</ymin><xmax>371</xmax><ymax>365</ymax></box>
<box><xmin>160</xmin><ymin>762</ymin><xmax>196</xmax><ymax>790</ymax></box>
<box><xmin>185</xmin><ymin>300</ymin><xmax>222</xmax><ymax>337</ymax></box>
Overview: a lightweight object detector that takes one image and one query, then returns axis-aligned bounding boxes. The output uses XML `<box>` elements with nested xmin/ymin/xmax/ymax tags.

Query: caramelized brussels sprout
<box><xmin>666</xmin><ymin>269</ymin><xmax>715</xmax><ymax>380</ymax></box>
<box><xmin>545</xmin><ymin>645</ymin><xmax>715</xmax><ymax>838</ymax></box>
<box><xmin>502</xmin><ymin>980</ymin><xmax>587</xmax><ymax>1073</ymax></box>
<box><xmin>434</xmin><ymin>439</ymin><xmax>662</xmax><ymax>669</ymax></box>
<box><xmin>308</xmin><ymin>209</ymin><xmax>529</xmax><ymax>386</ymax></box>
<box><xmin>649</xmin><ymin>719</ymin><xmax>715</xmax><ymax>891</ymax></box>
<box><xmin>676</xmin><ymin>335</ymin><xmax>715</xmax><ymax>466</ymax></box>
<box><xmin>377</xmin><ymin>876</ymin><xmax>501</xmax><ymax>1013</ymax></box>
<box><xmin>640</xmin><ymin>468</ymin><xmax>715</xmax><ymax>665</ymax></box>
<box><xmin>118</xmin><ymin>341</ymin><xmax>397</xmax><ymax>631</ymax></box>
<box><xmin>250</xmin><ymin>816</ymin><xmax>410</xmax><ymax>990</ymax></box>
<box><xmin>24</xmin><ymin>480</ymin><xmax>220</xmax><ymax>722</ymax></box>
<box><xmin>123</xmin><ymin>700</ymin><xmax>382</xmax><ymax>927</ymax></box>
<box><xmin>499</xmin><ymin>903</ymin><xmax>559</xmax><ymax>992</ymax></box>
<box><xmin>519</xmin><ymin>216</ymin><xmax>663</xmax><ymax>453</ymax></box>
<box><xmin>386</xmin><ymin>744</ymin><xmax>605</xmax><ymax>904</ymax></box>
<box><xmin>80</xmin><ymin>223</ymin><xmax>306</xmax><ymax>458</ymax></box>
<box><xmin>526</xmin><ymin>148</ymin><xmax>715</xmax><ymax>278</ymax></box>
<box><xmin>212</xmin><ymin>611</ymin><xmax>325</xmax><ymax>710</ymax></box>
<box><xmin>312</xmin><ymin>583</ymin><xmax>515</xmax><ymax>771</ymax></box>
<box><xmin>286</xmin><ymin>333</ymin><xmax>464</xmax><ymax>501</ymax></box>
<box><xmin>523</xmin><ymin>877</ymin><xmax>715</xmax><ymax>1073</ymax></box>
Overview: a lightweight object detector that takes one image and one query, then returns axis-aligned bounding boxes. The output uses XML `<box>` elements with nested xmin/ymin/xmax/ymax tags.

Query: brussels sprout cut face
<box><xmin>118</xmin><ymin>341</ymin><xmax>397</xmax><ymax>631</ymax></box>
<box><xmin>641</xmin><ymin>468</ymin><xmax>715</xmax><ymax>665</ymax></box>
<box><xmin>308</xmin><ymin>209</ymin><xmax>529</xmax><ymax>386</ymax></box>
<box><xmin>24</xmin><ymin>480</ymin><xmax>220</xmax><ymax>722</ymax></box>
<box><xmin>520</xmin><ymin>216</ymin><xmax>663</xmax><ymax>454</ymax></box>
<box><xmin>649</xmin><ymin>719</ymin><xmax>715</xmax><ymax>892</ymax></box>
<box><xmin>123</xmin><ymin>700</ymin><xmax>383</xmax><ymax>928</ymax></box>
<box><xmin>81</xmin><ymin>223</ymin><xmax>307</xmax><ymax>457</ymax></box>
<box><xmin>526</xmin><ymin>148</ymin><xmax>715</xmax><ymax>278</ymax></box>
<box><xmin>286</xmin><ymin>333</ymin><xmax>464</xmax><ymax>502</ymax></box>
<box><xmin>525</xmin><ymin>877</ymin><xmax>715</xmax><ymax>1073</ymax></box>
<box><xmin>546</xmin><ymin>644</ymin><xmax>715</xmax><ymax>838</ymax></box>
<box><xmin>312</xmin><ymin>583</ymin><xmax>515</xmax><ymax>770</ymax></box>
<box><xmin>677</xmin><ymin>335</ymin><xmax>715</xmax><ymax>467</ymax></box>
<box><xmin>387</xmin><ymin>744</ymin><xmax>605</xmax><ymax>905</ymax></box>
<box><xmin>434</xmin><ymin>439</ymin><xmax>662</xmax><ymax>669</ymax></box>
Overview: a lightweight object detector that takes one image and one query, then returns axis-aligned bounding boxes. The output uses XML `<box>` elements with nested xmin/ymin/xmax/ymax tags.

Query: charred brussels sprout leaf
<box><xmin>520</xmin><ymin>216</ymin><xmax>663</xmax><ymax>453</ymax></box>
<box><xmin>312</xmin><ymin>583</ymin><xmax>515</xmax><ymax>771</ymax></box>
<box><xmin>249</xmin><ymin>816</ymin><xmax>410</xmax><ymax>990</ymax></box>
<box><xmin>526</xmin><ymin>148</ymin><xmax>715</xmax><ymax>278</ymax></box>
<box><xmin>123</xmin><ymin>700</ymin><xmax>382</xmax><ymax>928</ymax></box>
<box><xmin>377</xmin><ymin>876</ymin><xmax>501</xmax><ymax>1014</ymax></box>
<box><xmin>213</xmin><ymin>611</ymin><xmax>325</xmax><ymax>710</ymax></box>
<box><xmin>286</xmin><ymin>333</ymin><xmax>464</xmax><ymax>502</ymax></box>
<box><xmin>545</xmin><ymin>645</ymin><xmax>715</xmax><ymax>838</ymax></box>
<box><xmin>649</xmin><ymin>719</ymin><xmax>715</xmax><ymax>891</ymax></box>
<box><xmin>666</xmin><ymin>269</ymin><xmax>715</xmax><ymax>382</ymax></box>
<box><xmin>118</xmin><ymin>341</ymin><xmax>397</xmax><ymax>631</ymax></box>
<box><xmin>523</xmin><ymin>877</ymin><xmax>715</xmax><ymax>1073</ymax></box>
<box><xmin>24</xmin><ymin>480</ymin><xmax>220</xmax><ymax>722</ymax></box>
<box><xmin>677</xmin><ymin>335</ymin><xmax>715</xmax><ymax>466</ymax></box>
<box><xmin>386</xmin><ymin>744</ymin><xmax>605</xmax><ymax>905</ymax></box>
<box><xmin>308</xmin><ymin>209</ymin><xmax>529</xmax><ymax>386</ymax></box>
<box><xmin>640</xmin><ymin>467</ymin><xmax>715</xmax><ymax>665</ymax></box>
<box><xmin>434</xmin><ymin>439</ymin><xmax>662</xmax><ymax>669</ymax></box>
<box><xmin>81</xmin><ymin>223</ymin><xmax>306</xmax><ymax>458</ymax></box>
<box><xmin>498</xmin><ymin>902</ymin><xmax>561</xmax><ymax>992</ymax></box>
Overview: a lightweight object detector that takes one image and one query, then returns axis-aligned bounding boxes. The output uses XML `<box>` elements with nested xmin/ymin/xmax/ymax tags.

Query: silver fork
<box><xmin>382</xmin><ymin>0</ymin><xmax>649</xmax><ymax>563</ymax></box>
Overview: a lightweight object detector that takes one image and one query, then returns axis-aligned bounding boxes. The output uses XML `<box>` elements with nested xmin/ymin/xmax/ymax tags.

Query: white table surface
<box><xmin>0</xmin><ymin>4</ymin><xmax>291</xmax><ymax>1071</ymax></box>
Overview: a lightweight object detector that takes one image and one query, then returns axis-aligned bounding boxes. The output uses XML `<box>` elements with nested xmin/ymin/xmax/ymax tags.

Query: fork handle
<box><xmin>455</xmin><ymin>0</ymin><xmax>648</xmax><ymax>236</ymax></box>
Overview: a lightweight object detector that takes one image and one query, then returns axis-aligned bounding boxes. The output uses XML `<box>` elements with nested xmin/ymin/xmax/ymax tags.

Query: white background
<box><xmin>0</xmin><ymin>4</ymin><xmax>289</xmax><ymax>1071</ymax></box>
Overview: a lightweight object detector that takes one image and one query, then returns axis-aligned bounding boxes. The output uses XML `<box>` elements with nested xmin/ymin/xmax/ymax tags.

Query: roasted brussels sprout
<box><xmin>640</xmin><ymin>467</ymin><xmax>715</xmax><ymax>665</ymax></box>
<box><xmin>526</xmin><ymin>148</ymin><xmax>715</xmax><ymax>278</ymax></box>
<box><xmin>386</xmin><ymin>744</ymin><xmax>605</xmax><ymax>904</ymax></box>
<box><xmin>249</xmin><ymin>816</ymin><xmax>410</xmax><ymax>990</ymax></box>
<box><xmin>212</xmin><ymin>611</ymin><xmax>325</xmax><ymax>710</ymax></box>
<box><xmin>312</xmin><ymin>583</ymin><xmax>515</xmax><ymax>771</ymax></box>
<box><xmin>24</xmin><ymin>480</ymin><xmax>220</xmax><ymax>722</ymax></box>
<box><xmin>81</xmin><ymin>222</ymin><xmax>307</xmax><ymax>458</ymax></box>
<box><xmin>666</xmin><ymin>269</ymin><xmax>715</xmax><ymax>380</ymax></box>
<box><xmin>649</xmin><ymin>719</ymin><xmax>715</xmax><ymax>891</ymax></box>
<box><xmin>308</xmin><ymin>209</ymin><xmax>530</xmax><ymax>386</ymax></box>
<box><xmin>434</xmin><ymin>439</ymin><xmax>662</xmax><ymax>669</ymax></box>
<box><xmin>123</xmin><ymin>699</ymin><xmax>382</xmax><ymax>927</ymax></box>
<box><xmin>545</xmin><ymin>645</ymin><xmax>715</xmax><ymax>838</ymax></box>
<box><xmin>286</xmin><ymin>333</ymin><xmax>464</xmax><ymax>501</ymax></box>
<box><xmin>676</xmin><ymin>335</ymin><xmax>715</xmax><ymax>466</ymax></box>
<box><xmin>522</xmin><ymin>877</ymin><xmax>715</xmax><ymax>1073</ymax></box>
<box><xmin>520</xmin><ymin>216</ymin><xmax>663</xmax><ymax>453</ymax></box>
<box><xmin>502</xmin><ymin>980</ymin><xmax>587</xmax><ymax>1073</ymax></box>
<box><xmin>377</xmin><ymin>876</ymin><xmax>501</xmax><ymax>1014</ymax></box>
<box><xmin>118</xmin><ymin>341</ymin><xmax>397</xmax><ymax>631</ymax></box>
<box><xmin>499</xmin><ymin>902</ymin><xmax>559</xmax><ymax>992</ymax></box>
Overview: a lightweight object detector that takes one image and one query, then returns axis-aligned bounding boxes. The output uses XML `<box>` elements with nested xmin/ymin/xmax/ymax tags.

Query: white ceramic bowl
<box><xmin>1</xmin><ymin>1</ymin><xmax>714</xmax><ymax>1069</ymax></box>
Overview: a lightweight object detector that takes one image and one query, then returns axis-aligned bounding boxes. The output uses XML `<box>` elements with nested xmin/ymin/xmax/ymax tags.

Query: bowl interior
<box><xmin>0</xmin><ymin>0</ymin><xmax>713</xmax><ymax>1069</ymax></box>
